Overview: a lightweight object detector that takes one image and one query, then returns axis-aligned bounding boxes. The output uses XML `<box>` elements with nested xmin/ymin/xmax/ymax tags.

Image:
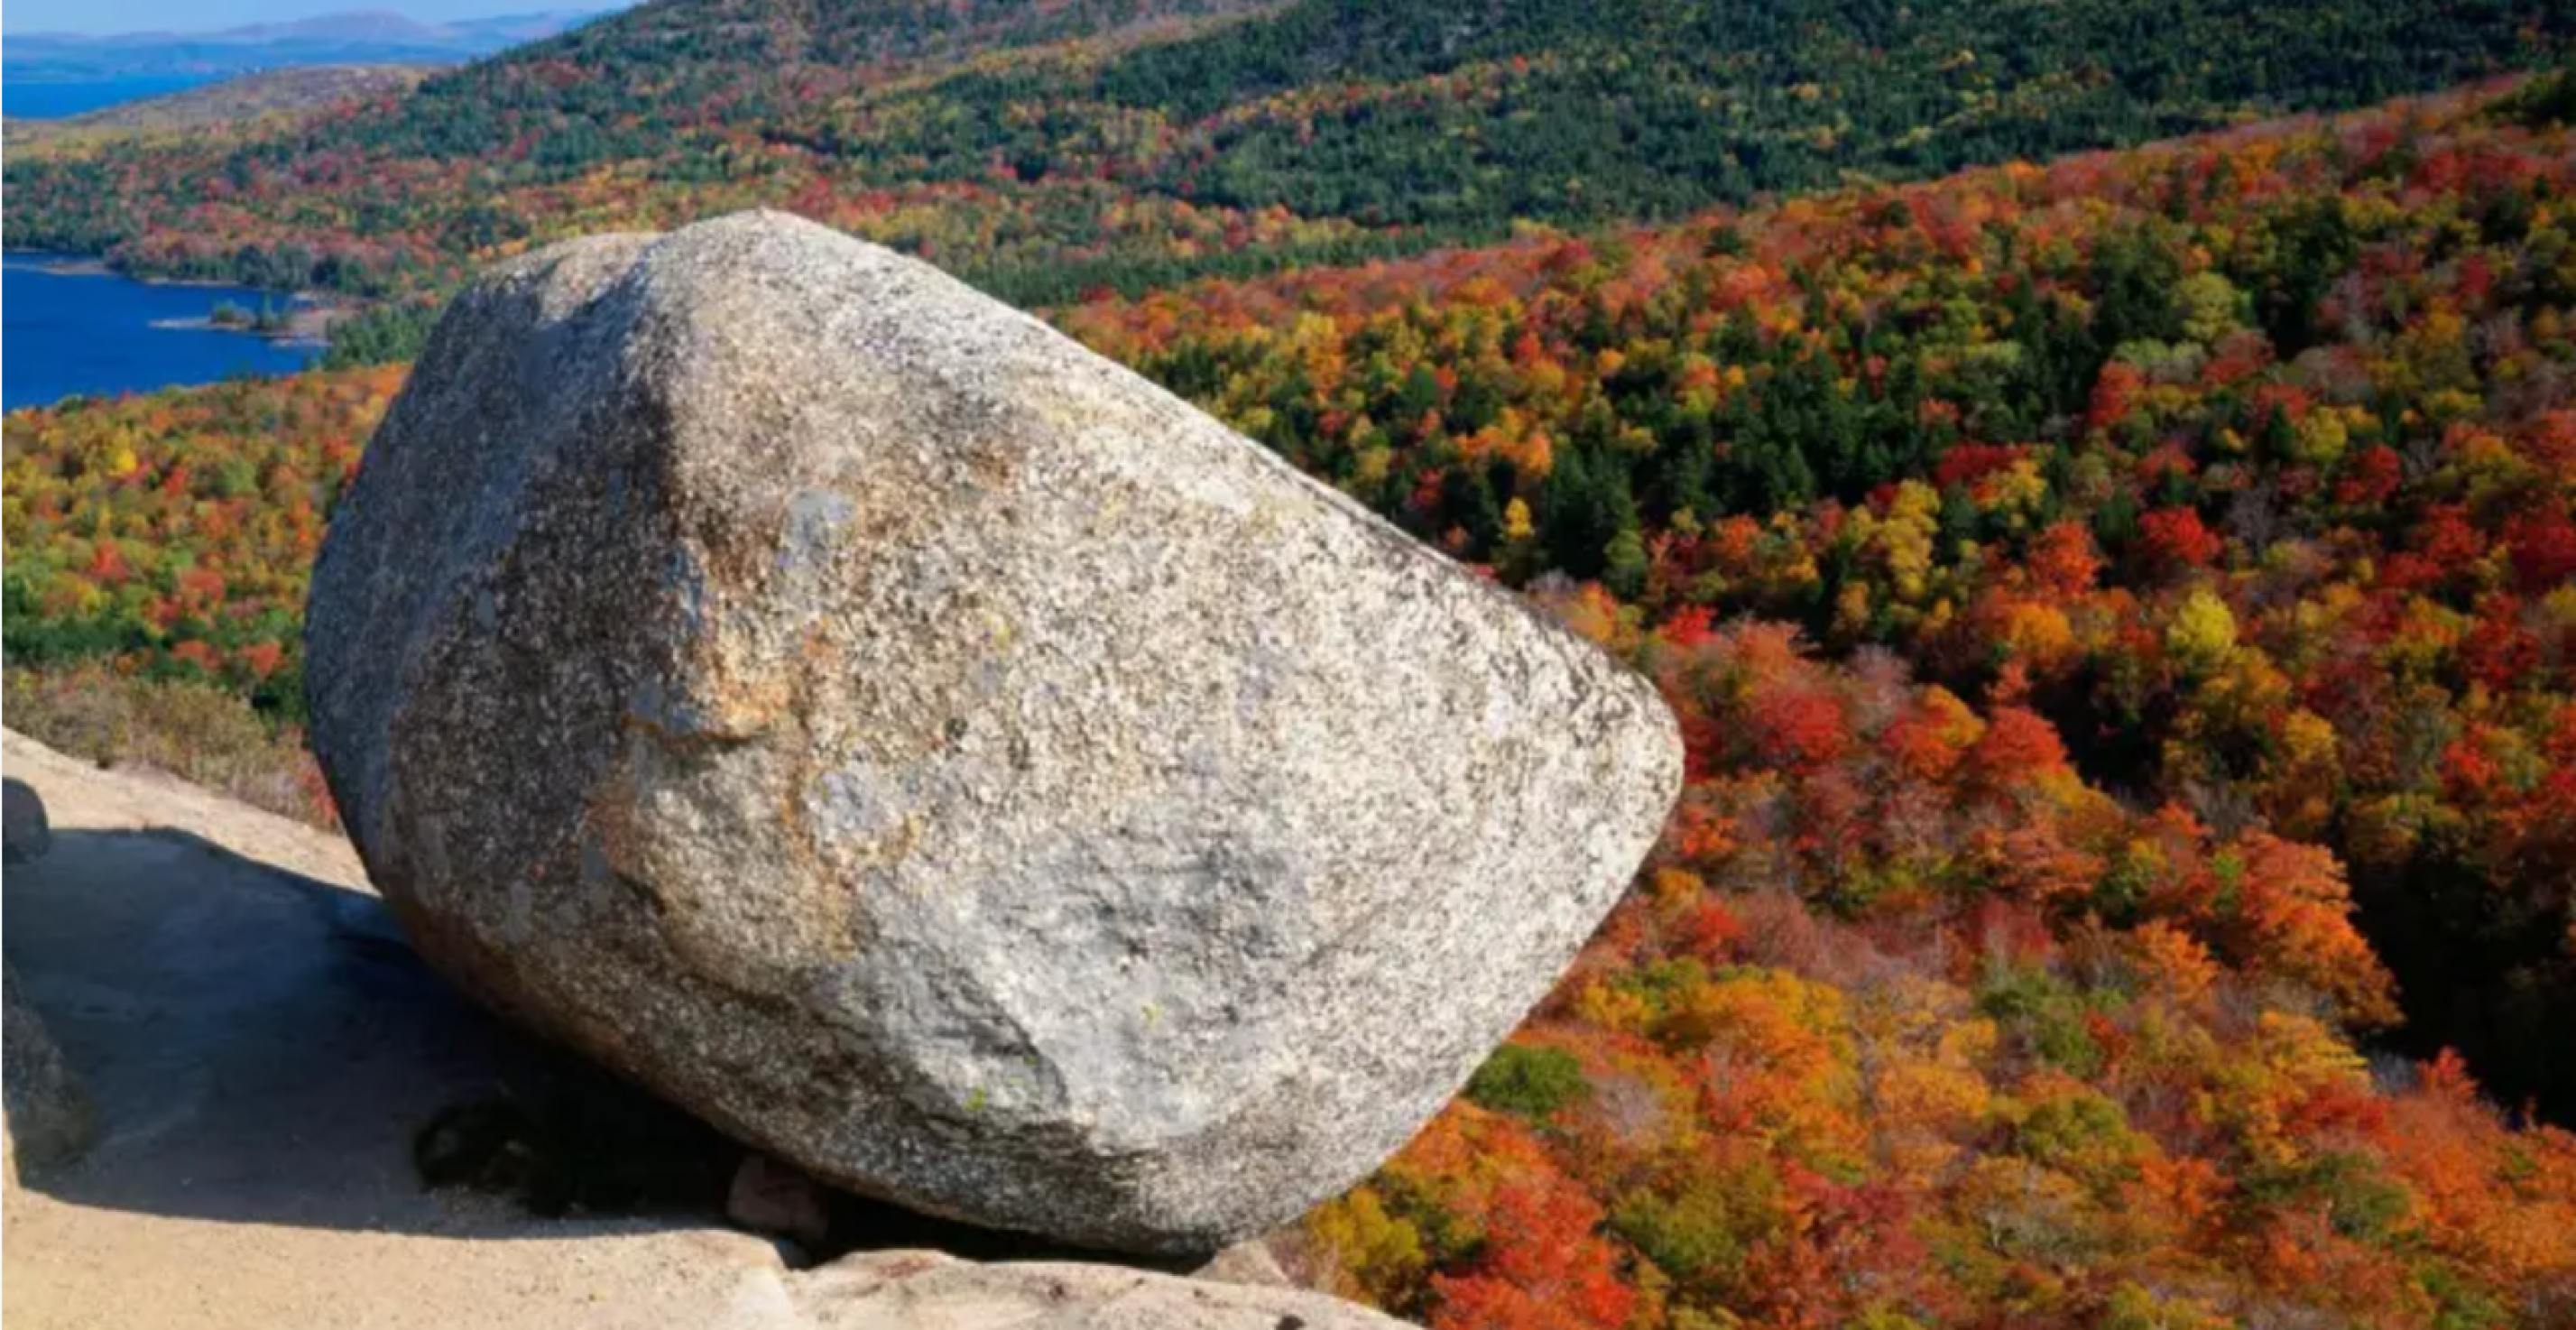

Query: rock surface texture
<box><xmin>790</xmin><ymin>1250</ymin><xmax>1409</xmax><ymax>1328</ymax></box>
<box><xmin>304</xmin><ymin>209</ymin><xmax>1681</xmax><ymax>1251</ymax></box>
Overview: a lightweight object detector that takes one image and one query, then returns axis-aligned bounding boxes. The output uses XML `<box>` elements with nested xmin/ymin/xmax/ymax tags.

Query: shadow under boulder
<box><xmin>407</xmin><ymin>1052</ymin><xmax>1187</xmax><ymax>1271</ymax></box>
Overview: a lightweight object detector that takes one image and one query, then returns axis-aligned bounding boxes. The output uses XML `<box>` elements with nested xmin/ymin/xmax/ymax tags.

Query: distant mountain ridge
<box><xmin>12</xmin><ymin>10</ymin><xmax>450</xmax><ymax>43</ymax></box>
<box><xmin>4</xmin><ymin>7</ymin><xmax>614</xmax><ymax>86</ymax></box>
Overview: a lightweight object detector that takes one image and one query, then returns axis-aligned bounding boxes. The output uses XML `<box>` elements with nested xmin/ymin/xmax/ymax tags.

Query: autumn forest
<box><xmin>6</xmin><ymin>2</ymin><xmax>2576</xmax><ymax>1326</ymax></box>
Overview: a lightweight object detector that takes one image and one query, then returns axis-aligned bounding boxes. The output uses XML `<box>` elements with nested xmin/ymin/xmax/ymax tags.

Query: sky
<box><xmin>6</xmin><ymin>0</ymin><xmax>625</xmax><ymax>37</ymax></box>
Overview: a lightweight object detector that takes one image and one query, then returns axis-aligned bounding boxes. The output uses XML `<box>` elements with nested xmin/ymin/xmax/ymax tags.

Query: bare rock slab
<box><xmin>789</xmin><ymin>1250</ymin><xmax>1410</xmax><ymax>1328</ymax></box>
<box><xmin>305</xmin><ymin>210</ymin><xmax>1680</xmax><ymax>1251</ymax></box>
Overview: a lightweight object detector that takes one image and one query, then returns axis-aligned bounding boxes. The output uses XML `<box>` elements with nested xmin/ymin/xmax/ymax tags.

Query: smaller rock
<box><xmin>789</xmin><ymin>1249</ymin><xmax>1413</xmax><ymax>1328</ymax></box>
<box><xmin>729</xmin><ymin>1151</ymin><xmax>833</xmax><ymax>1250</ymax></box>
<box><xmin>4</xmin><ymin>778</ymin><xmax>51</xmax><ymax>864</ymax></box>
<box><xmin>1196</xmin><ymin>1236</ymin><xmax>1297</xmax><ymax>1289</ymax></box>
<box><xmin>4</xmin><ymin>963</ymin><xmax>96</xmax><ymax>1185</ymax></box>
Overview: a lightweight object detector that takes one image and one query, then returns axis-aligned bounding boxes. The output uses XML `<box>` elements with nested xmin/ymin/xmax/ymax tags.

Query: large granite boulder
<box><xmin>304</xmin><ymin>210</ymin><xmax>1679</xmax><ymax>1251</ymax></box>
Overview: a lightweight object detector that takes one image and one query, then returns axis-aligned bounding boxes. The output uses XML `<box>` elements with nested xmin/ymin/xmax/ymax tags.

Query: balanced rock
<box><xmin>304</xmin><ymin>210</ymin><xmax>1680</xmax><ymax>1251</ymax></box>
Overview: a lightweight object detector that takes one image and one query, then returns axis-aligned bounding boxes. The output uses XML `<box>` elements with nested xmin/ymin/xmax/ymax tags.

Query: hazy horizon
<box><xmin>5</xmin><ymin>0</ymin><xmax>628</xmax><ymax>39</ymax></box>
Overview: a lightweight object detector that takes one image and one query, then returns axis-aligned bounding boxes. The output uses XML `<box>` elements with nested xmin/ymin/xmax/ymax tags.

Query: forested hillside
<box><xmin>10</xmin><ymin>75</ymin><xmax>2576</xmax><ymax>1327</ymax></box>
<box><xmin>5</xmin><ymin>0</ymin><xmax>2565</xmax><ymax>316</ymax></box>
<box><xmin>1061</xmin><ymin>76</ymin><xmax>2576</xmax><ymax>1132</ymax></box>
<box><xmin>1065</xmin><ymin>76</ymin><xmax>2576</xmax><ymax>1327</ymax></box>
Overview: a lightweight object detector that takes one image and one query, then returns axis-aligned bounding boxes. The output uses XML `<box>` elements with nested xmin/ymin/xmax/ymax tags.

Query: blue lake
<box><xmin>3</xmin><ymin>254</ymin><xmax>318</xmax><ymax>411</ymax></box>
<box><xmin>0</xmin><ymin>75</ymin><xmax>220</xmax><ymax>119</ymax></box>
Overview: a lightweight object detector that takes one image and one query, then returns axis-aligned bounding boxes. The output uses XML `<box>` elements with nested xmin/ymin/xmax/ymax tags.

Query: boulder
<box><xmin>5</xmin><ymin>777</ymin><xmax>52</xmax><ymax>863</ymax></box>
<box><xmin>304</xmin><ymin>210</ymin><xmax>1680</xmax><ymax>1251</ymax></box>
<box><xmin>729</xmin><ymin>1151</ymin><xmax>835</xmax><ymax>1251</ymax></box>
<box><xmin>4</xmin><ymin>962</ymin><xmax>97</xmax><ymax>1184</ymax></box>
<box><xmin>1193</xmin><ymin>1236</ymin><xmax>1297</xmax><ymax>1289</ymax></box>
<box><xmin>5</xmin><ymin>784</ymin><xmax>92</xmax><ymax>1183</ymax></box>
<box><xmin>789</xmin><ymin>1249</ymin><xmax>1409</xmax><ymax>1329</ymax></box>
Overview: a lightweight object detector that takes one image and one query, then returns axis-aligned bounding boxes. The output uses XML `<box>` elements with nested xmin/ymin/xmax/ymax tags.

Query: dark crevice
<box><xmin>411</xmin><ymin>1041</ymin><xmax>1210</xmax><ymax>1271</ymax></box>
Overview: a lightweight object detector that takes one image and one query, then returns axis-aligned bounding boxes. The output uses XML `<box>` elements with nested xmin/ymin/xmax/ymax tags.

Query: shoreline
<box><xmin>147</xmin><ymin>309</ymin><xmax>336</xmax><ymax>347</ymax></box>
<box><xmin>9</xmin><ymin>249</ymin><xmax>346</xmax><ymax>347</ymax></box>
<box><xmin>30</xmin><ymin>256</ymin><xmax>116</xmax><ymax>278</ymax></box>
